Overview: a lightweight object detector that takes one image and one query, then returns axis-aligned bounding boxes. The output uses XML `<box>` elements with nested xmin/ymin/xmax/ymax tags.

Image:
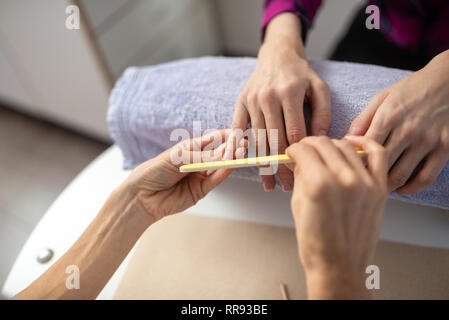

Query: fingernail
<box><xmin>319</xmin><ymin>130</ymin><xmax>327</xmax><ymax>136</ymax></box>
<box><xmin>281</xmin><ymin>181</ymin><xmax>293</xmax><ymax>192</ymax></box>
<box><xmin>235</xmin><ymin>147</ymin><xmax>245</xmax><ymax>159</ymax></box>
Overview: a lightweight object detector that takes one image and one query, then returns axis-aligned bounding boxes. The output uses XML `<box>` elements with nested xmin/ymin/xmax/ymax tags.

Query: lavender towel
<box><xmin>107</xmin><ymin>57</ymin><xmax>449</xmax><ymax>210</ymax></box>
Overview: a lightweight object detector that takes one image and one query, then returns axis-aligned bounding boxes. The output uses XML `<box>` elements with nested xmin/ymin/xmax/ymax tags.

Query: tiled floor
<box><xmin>0</xmin><ymin>106</ymin><xmax>109</xmax><ymax>290</ymax></box>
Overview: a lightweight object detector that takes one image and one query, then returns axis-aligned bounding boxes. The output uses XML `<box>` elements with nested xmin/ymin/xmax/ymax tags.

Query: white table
<box><xmin>3</xmin><ymin>145</ymin><xmax>449</xmax><ymax>299</ymax></box>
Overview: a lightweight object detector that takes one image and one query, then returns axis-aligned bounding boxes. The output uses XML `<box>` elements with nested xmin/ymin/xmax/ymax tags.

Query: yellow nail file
<box><xmin>179</xmin><ymin>149</ymin><xmax>366</xmax><ymax>173</ymax></box>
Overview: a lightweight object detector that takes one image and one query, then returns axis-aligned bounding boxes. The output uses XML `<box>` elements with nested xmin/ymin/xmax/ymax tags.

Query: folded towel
<box><xmin>108</xmin><ymin>57</ymin><xmax>449</xmax><ymax>210</ymax></box>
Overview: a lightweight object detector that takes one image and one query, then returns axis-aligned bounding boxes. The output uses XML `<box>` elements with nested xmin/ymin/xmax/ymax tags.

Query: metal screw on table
<box><xmin>36</xmin><ymin>248</ymin><xmax>54</xmax><ymax>264</ymax></box>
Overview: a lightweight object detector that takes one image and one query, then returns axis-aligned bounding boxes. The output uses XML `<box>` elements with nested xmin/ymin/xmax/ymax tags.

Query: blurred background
<box><xmin>0</xmin><ymin>0</ymin><xmax>361</xmax><ymax>289</ymax></box>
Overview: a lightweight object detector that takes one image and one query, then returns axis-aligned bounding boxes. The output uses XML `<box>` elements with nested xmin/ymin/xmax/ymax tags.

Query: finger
<box><xmin>206</xmin><ymin>139</ymin><xmax>247</xmax><ymax>176</ymax></box>
<box><xmin>286</xmin><ymin>140</ymin><xmax>327</xmax><ymax>184</ymax></box>
<box><xmin>332</xmin><ymin>139</ymin><xmax>369</xmax><ymax>180</ymax></box>
<box><xmin>344</xmin><ymin>136</ymin><xmax>388</xmax><ymax>188</ymax></box>
<box><xmin>201</xmin><ymin>137</ymin><xmax>248</xmax><ymax>164</ymax></box>
<box><xmin>309</xmin><ymin>77</ymin><xmax>331</xmax><ymax>136</ymax></box>
<box><xmin>302</xmin><ymin>136</ymin><xmax>351</xmax><ymax>176</ymax></box>
<box><xmin>383</xmin><ymin>125</ymin><xmax>424</xmax><ymax>170</ymax></box>
<box><xmin>187</xmin><ymin>129</ymin><xmax>228</xmax><ymax>152</ymax></box>
<box><xmin>169</xmin><ymin>130</ymin><xmax>228</xmax><ymax>167</ymax></box>
<box><xmin>388</xmin><ymin>140</ymin><xmax>435</xmax><ymax>192</ymax></box>
<box><xmin>224</xmin><ymin>99</ymin><xmax>249</xmax><ymax>160</ymax></box>
<box><xmin>282</xmin><ymin>91</ymin><xmax>307</xmax><ymax>144</ymax></box>
<box><xmin>249</xmin><ymin>107</ymin><xmax>276</xmax><ymax>192</ymax></box>
<box><xmin>347</xmin><ymin>90</ymin><xmax>388</xmax><ymax>136</ymax></box>
<box><xmin>396</xmin><ymin>145</ymin><xmax>449</xmax><ymax>195</ymax></box>
<box><xmin>282</xmin><ymin>92</ymin><xmax>306</xmax><ymax>172</ymax></box>
<box><xmin>364</xmin><ymin>100</ymin><xmax>399</xmax><ymax>146</ymax></box>
<box><xmin>264</xmin><ymin>101</ymin><xmax>294</xmax><ymax>191</ymax></box>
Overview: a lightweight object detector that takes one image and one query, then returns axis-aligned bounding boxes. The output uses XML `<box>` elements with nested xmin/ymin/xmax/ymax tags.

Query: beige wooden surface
<box><xmin>114</xmin><ymin>214</ymin><xmax>449</xmax><ymax>300</ymax></box>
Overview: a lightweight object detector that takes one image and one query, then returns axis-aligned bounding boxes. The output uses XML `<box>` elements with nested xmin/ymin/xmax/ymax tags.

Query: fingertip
<box><xmin>261</xmin><ymin>175</ymin><xmax>276</xmax><ymax>192</ymax></box>
<box><xmin>343</xmin><ymin>135</ymin><xmax>365</xmax><ymax>147</ymax></box>
<box><xmin>318</xmin><ymin>129</ymin><xmax>328</xmax><ymax>136</ymax></box>
<box><xmin>262</xmin><ymin>181</ymin><xmax>275</xmax><ymax>192</ymax></box>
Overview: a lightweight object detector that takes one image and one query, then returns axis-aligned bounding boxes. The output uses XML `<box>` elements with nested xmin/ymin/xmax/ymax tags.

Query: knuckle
<box><xmin>302</xmin><ymin>136</ymin><xmax>325</xmax><ymax>147</ymax></box>
<box><xmin>316</xmin><ymin>109</ymin><xmax>332</xmax><ymax>123</ymax></box>
<box><xmin>287</xmin><ymin>128</ymin><xmax>304</xmax><ymax>143</ymax></box>
<box><xmin>258</xmin><ymin>87</ymin><xmax>275</xmax><ymax>104</ymax></box>
<box><xmin>373</xmin><ymin>91</ymin><xmax>384</xmax><ymax>104</ymax></box>
<box><xmin>296</xmin><ymin>141</ymin><xmax>309</xmax><ymax>154</ymax></box>
<box><xmin>310</xmin><ymin>175</ymin><xmax>333</xmax><ymax>199</ymax></box>
<box><xmin>237</xmin><ymin>91</ymin><xmax>247</xmax><ymax>102</ymax></box>
<box><xmin>316</xmin><ymin>136</ymin><xmax>331</xmax><ymax>145</ymax></box>
<box><xmin>418</xmin><ymin>171</ymin><xmax>438</xmax><ymax>187</ymax></box>
<box><xmin>277</xmin><ymin>81</ymin><xmax>299</xmax><ymax>97</ymax></box>
<box><xmin>246</xmin><ymin>92</ymin><xmax>257</xmax><ymax>106</ymax></box>
<box><xmin>399</xmin><ymin>119</ymin><xmax>420</xmax><ymax>142</ymax></box>
<box><xmin>367</xmin><ymin>180</ymin><xmax>382</xmax><ymax>196</ymax></box>
<box><xmin>390</xmin><ymin>171</ymin><xmax>409</xmax><ymax>188</ymax></box>
<box><xmin>234</xmin><ymin>94</ymin><xmax>247</xmax><ymax>110</ymax></box>
<box><xmin>316</xmin><ymin>80</ymin><xmax>330</xmax><ymax>93</ymax></box>
<box><xmin>339</xmin><ymin>139</ymin><xmax>354</xmax><ymax>151</ymax></box>
<box><xmin>301</xmin><ymin>136</ymin><xmax>317</xmax><ymax>146</ymax></box>
<box><xmin>382</xmin><ymin>113</ymin><xmax>397</xmax><ymax>130</ymax></box>
<box><xmin>422</xmin><ymin>133</ymin><xmax>437</xmax><ymax>146</ymax></box>
<box><xmin>440</xmin><ymin>130</ymin><xmax>449</xmax><ymax>151</ymax></box>
<box><xmin>381</xmin><ymin>103</ymin><xmax>404</xmax><ymax>128</ymax></box>
<box><xmin>375</xmin><ymin>145</ymin><xmax>387</xmax><ymax>158</ymax></box>
<box><xmin>339</xmin><ymin>171</ymin><xmax>359</xmax><ymax>191</ymax></box>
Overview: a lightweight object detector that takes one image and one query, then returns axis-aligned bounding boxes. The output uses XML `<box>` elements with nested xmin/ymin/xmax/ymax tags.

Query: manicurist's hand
<box><xmin>286</xmin><ymin>136</ymin><xmax>388</xmax><ymax>299</ymax></box>
<box><xmin>348</xmin><ymin>49</ymin><xmax>449</xmax><ymax>194</ymax></box>
<box><xmin>228</xmin><ymin>13</ymin><xmax>331</xmax><ymax>193</ymax></box>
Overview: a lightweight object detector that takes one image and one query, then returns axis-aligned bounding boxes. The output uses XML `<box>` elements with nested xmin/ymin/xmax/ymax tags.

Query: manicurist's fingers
<box><xmin>302</xmin><ymin>136</ymin><xmax>350</xmax><ymax>176</ymax></box>
<box><xmin>286</xmin><ymin>139</ymin><xmax>327</xmax><ymax>184</ymax></box>
<box><xmin>344</xmin><ymin>136</ymin><xmax>388</xmax><ymax>188</ymax></box>
<box><xmin>332</xmin><ymin>139</ymin><xmax>369</xmax><ymax>180</ymax></box>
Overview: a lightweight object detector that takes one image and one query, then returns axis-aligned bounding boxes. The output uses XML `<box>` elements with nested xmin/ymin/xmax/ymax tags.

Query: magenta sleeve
<box><xmin>261</xmin><ymin>0</ymin><xmax>323</xmax><ymax>41</ymax></box>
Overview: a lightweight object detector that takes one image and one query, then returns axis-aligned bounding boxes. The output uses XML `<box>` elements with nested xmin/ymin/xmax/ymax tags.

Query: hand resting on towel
<box><xmin>348</xmin><ymin>50</ymin><xmax>449</xmax><ymax>195</ymax></box>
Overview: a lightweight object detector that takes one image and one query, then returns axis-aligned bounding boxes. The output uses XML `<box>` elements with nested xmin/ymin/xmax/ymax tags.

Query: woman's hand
<box><xmin>287</xmin><ymin>136</ymin><xmax>388</xmax><ymax>299</ymax></box>
<box><xmin>18</xmin><ymin>131</ymin><xmax>242</xmax><ymax>300</ymax></box>
<box><xmin>121</xmin><ymin>130</ymin><xmax>245</xmax><ymax>222</ymax></box>
<box><xmin>348</xmin><ymin>50</ymin><xmax>449</xmax><ymax>194</ymax></box>
<box><xmin>227</xmin><ymin>13</ymin><xmax>331</xmax><ymax>193</ymax></box>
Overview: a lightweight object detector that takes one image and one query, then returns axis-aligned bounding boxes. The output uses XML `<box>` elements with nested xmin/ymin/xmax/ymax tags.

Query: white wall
<box><xmin>0</xmin><ymin>0</ymin><xmax>112</xmax><ymax>140</ymax></box>
<box><xmin>214</xmin><ymin>0</ymin><xmax>264</xmax><ymax>56</ymax></box>
<box><xmin>215</xmin><ymin>0</ymin><xmax>363</xmax><ymax>60</ymax></box>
